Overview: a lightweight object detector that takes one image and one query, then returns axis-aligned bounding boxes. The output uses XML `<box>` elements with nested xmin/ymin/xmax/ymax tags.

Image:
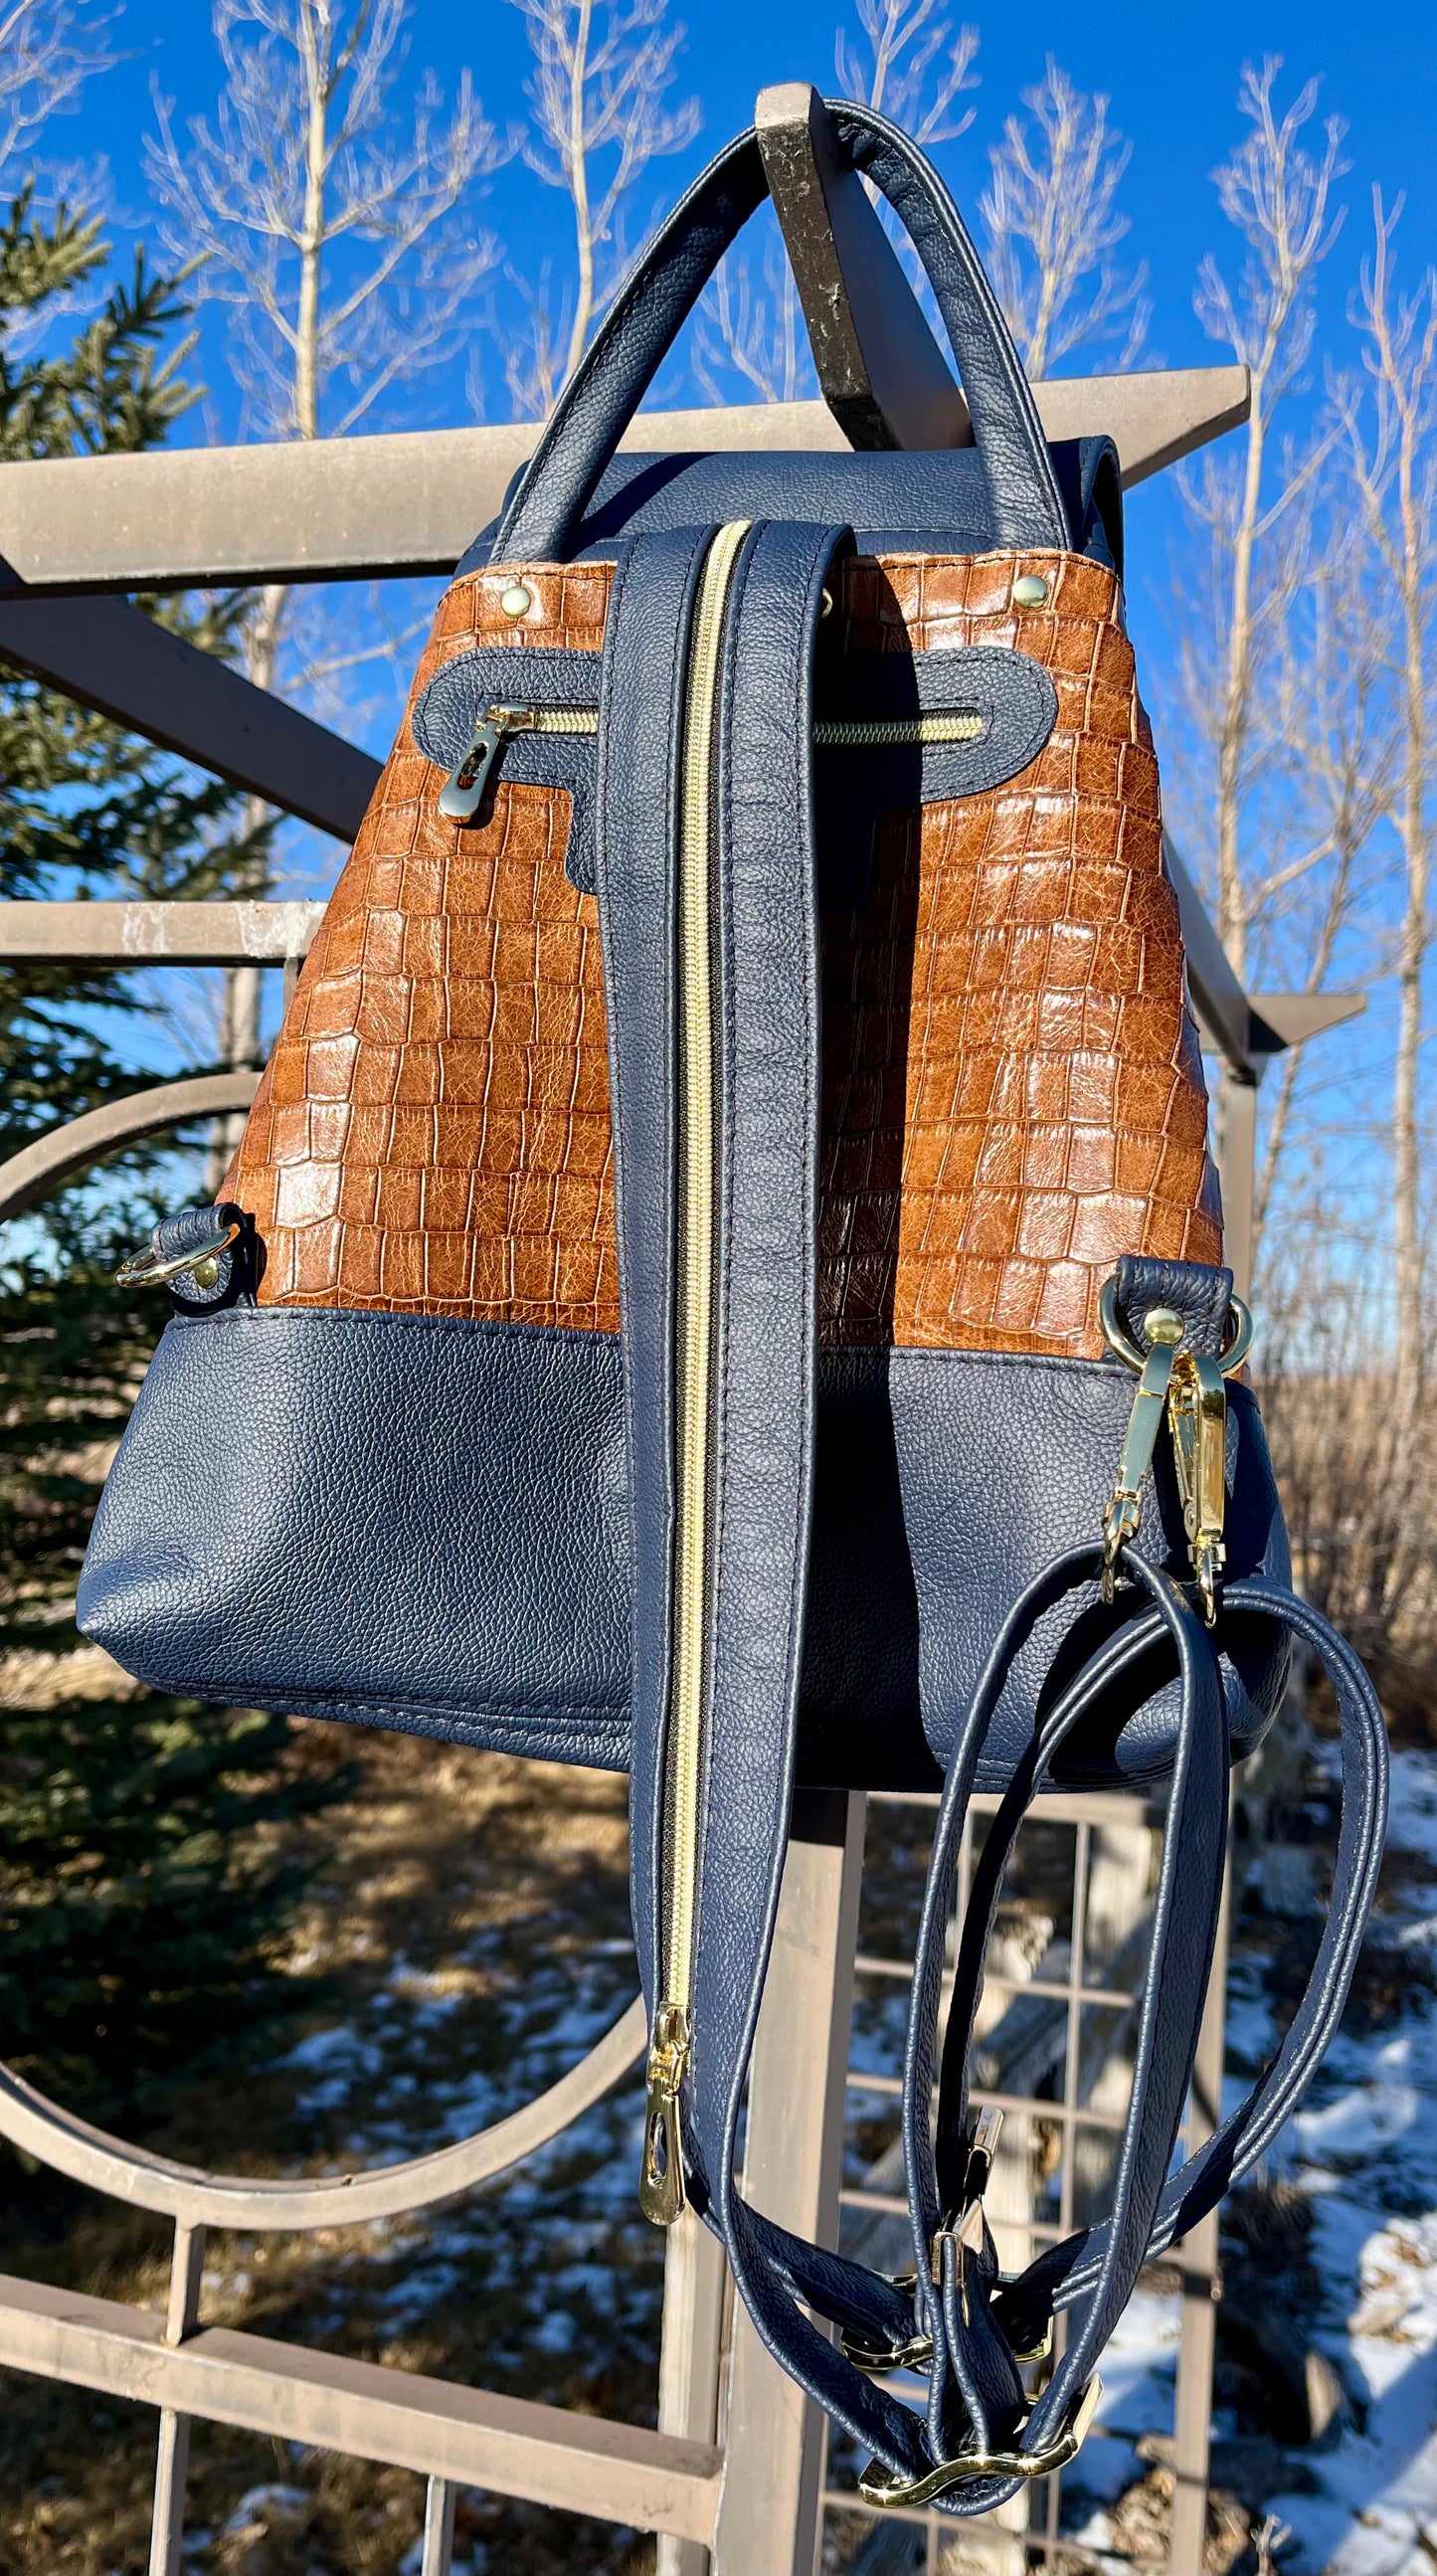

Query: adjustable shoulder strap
<box><xmin>593</xmin><ymin>522</ymin><xmax>1392</xmax><ymax>2512</ymax></box>
<box><xmin>596</xmin><ymin>515</ymin><xmax>941</xmax><ymax>2484</ymax></box>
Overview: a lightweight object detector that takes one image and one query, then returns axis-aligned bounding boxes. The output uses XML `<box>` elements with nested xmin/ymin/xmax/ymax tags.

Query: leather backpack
<box><xmin>80</xmin><ymin>103</ymin><xmax>1386</xmax><ymax>2517</ymax></box>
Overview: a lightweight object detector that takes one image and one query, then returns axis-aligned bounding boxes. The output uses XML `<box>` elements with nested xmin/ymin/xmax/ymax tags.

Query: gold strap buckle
<box><xmin>857</xmin><ymin>2375</ymin><xmax>1103</xmax><ymax>2508</ymax></box>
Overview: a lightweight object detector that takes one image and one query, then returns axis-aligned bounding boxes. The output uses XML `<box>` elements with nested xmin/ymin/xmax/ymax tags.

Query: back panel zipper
<box><xmin>638</xmin><ymin>518</ymin><xmax>750</xmax><ymax>2228</ymax></box>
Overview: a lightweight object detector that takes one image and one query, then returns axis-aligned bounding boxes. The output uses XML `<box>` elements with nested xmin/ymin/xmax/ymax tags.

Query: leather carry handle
<box><xmin>492</xmin><ymin>101</ymin><xmax>1070</xmax><ymax>563</ymax></box>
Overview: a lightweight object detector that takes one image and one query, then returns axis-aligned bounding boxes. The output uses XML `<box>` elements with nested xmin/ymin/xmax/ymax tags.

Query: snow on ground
<box><xmin>1262</xmin><ymin>1748</ymin><xmax>1437</xmax><ymax>2575</ymax></box>
<box><xmin>1053</xmin><ymin>1747</ymin><xmax>1437</xmax><ymax>2575</ymax></box>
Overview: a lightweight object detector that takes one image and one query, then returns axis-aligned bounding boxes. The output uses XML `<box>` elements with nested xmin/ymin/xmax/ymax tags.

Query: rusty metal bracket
<box><xmin>755</xmin><ymin>83</ymin><xmax>968</xmax><ymax>451</ymax></box>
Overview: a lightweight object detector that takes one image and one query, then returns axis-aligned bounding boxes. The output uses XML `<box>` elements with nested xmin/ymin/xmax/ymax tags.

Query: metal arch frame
<box><xmin>0</xmin><ymin>80</ymin><xmax>1369</xmax><ymax>2576</ymax></box>
<box><xmin>0</xmin><ymin>1080</ymin><xmax>651</xmax><ymax>2235</ymax></box>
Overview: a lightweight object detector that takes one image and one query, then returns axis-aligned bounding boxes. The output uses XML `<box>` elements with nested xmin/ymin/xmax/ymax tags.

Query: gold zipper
<box><xmin>814</xmin><ymin>711</ymin><xmax>984</xmax><ymax>748</ymax></box>
<box><xmin>638</xmin><ymin>518</ymin><xmax>750</xmax><ymax>2228</ymax></box>
<box><xmin>437</xmin><ymin>704</ymin><xmax>985</xmax><ymax>825</ymax></box>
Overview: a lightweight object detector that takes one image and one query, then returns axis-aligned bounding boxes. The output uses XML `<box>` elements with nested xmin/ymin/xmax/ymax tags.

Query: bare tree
<box><xmin>691</xmin><ymin>227</ymin><xmax>812</xmax><ymax>411</ymax></box>
<box><xmin>1336</xmin><ymin>193</ymin><xmax>1437</xmax><ymax>1435</ymax></box>
<box><xmin>833</xmin><ymin>0</ymin><xmax>979</xmax><ymax>145</ymax></box>
<box><xmin>1251</xmin><ymin>495</ymin><xmax>1394</xmax><ymax>1255</ymax></box>
<box><xmin>505</xmin><ymin>0</ymin><xmax>699</xmax><ymax>418</ymax></box>
<box><xmin>145</xmin><ymin>0</ymin><xmax>513</xmax><ymax>1164</ymax></box>
<box><xmin>0</xmin><ymin>0</ymin><xmax>116</xmax><ymax>177</ymax></box>
<box><xmin>980</xmin><ymin>59</ymin><xmax>1149</xmax><ymax>379</ymax></box>
<box><xmin>1178</xmin><ymin>61</ymin><xmax>1346</xmax><ymax>982</ymax></box>
<box><xmin>693</xmin><ymin>0</ymin><xmax>975</xmax><ymax>411</ymax></box>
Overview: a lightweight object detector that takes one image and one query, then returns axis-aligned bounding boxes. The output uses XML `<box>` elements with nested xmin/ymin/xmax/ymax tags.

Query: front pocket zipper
<box><xmin>434</xmin><ymin>702</ymin><xmax>987</xmax><ymax>824</ymax></box>
<box><xmin>437</xmin><ymin>704</ymin><xmax>598</xmax><ymax>820</ymax></box>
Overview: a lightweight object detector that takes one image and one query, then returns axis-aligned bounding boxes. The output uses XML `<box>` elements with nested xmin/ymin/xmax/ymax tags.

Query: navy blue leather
<box><xmin>492</xmin><ymin>105</ymin><xmax>1067</xmax><ymax>565</ymax></box>
<box><xmin>741</xmin><ymin>1565</ymin><xmax>1385</xmax><ymax>2505</ymax></box>
<box><xmin>79</xmin><ymin>1307</ymin><xmax>632</xmax><ymax>1768</ymax></box>
<box><xmin>991</xmin><ymin>1581</ymin><xmax>1388</xmax><ymax>2351</ymax></box>
<box><xmin>411</xmin><ymin>645</ymin><xmax>603</xmax><ymax>896</ymax></box>
<box><xmin>886</xmin><ymin>1343</ymin><xmax>1288</xmax><ymax>1784</ymax></box>
<box><xmin>458</xmin><ymin>435</ymin><xmax>1125</xmax><ymax>578</ymax></box>
<box><xmin>77</xmin><ymin>1311</ymin><xmax>1286</xmax><ymax>1785</ymax></box>
<box><xmin>902</xmin><ymin>1548</ymin><xmax>1228</xmax><ymax>2506</ymax></box>
<box><xmin>1115</xmin><ymin>1251</ymin><xmax>1235</xmax><ymax>1355</ymax></box>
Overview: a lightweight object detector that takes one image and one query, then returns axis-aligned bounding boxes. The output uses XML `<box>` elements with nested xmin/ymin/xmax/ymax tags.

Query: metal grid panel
<box><xmin>820</xmin><ymin>1785</ymin><xmax>1217</xmax><ymax>2576</ymax></box>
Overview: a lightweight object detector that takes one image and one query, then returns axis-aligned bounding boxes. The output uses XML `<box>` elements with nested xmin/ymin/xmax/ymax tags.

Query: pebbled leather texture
<box><xmin>886</xmin><ymin>1341</ymin><xmax>1288</xmax><ymax>1783</ymax></box>
<box><xmin>78</xmin><ymin>1307</ymin><xmax>634</xmax><ymax>1766</ymax></box>
<box><xmin>592</xmin><ymin>525</ymin><xmax>713</xmax><ymax>2007</ymax></box>
<box><xmin>221</xmin><ymin>547</ymin><xmax>1218</xmax><ymax>1362</ymax></box>
<box><xmin>70</xmin><ymin>1303</ymin><xmax>914</xmax><ymax>1784</ymax></box>
<box><xmin>1114</xmin><ymin>1250</ymin><xmax>1235</xmax><ymax>1355</ymax></box>
<box><xmin>77</xmin><ymin>1311</ymin><xmax>1286</xmax><ymax>1786</ymax></box>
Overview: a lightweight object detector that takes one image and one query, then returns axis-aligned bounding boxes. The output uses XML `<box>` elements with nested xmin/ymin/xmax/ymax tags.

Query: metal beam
<box><xmin>0</xmin><ymin>2270</ymin><xmax>723</xmax><ymax>2544</ymax></box>
<box><xmin>0</xmin><ymin>594</ymin><xmax>380</xmax><ymax>839</ymax></box>
<box><xmin>0</xmin><ymin>899</ymin><xmax>326</xmax><ymax>966</ymax></box>
<box><xmin>0</xmin><ymin>377</ymin><xmax>1251</xmax><ymax>599</ymax></box>
<box><xmin>756</xmin><ymin>84</ymin><xmax>966</xmax><ymax>451</ymax></box>
<box><xmin>1165</xmin><ymin>835</ymin><xmax>1252</xmax><ymax>1076</ymax></box>
<box><xmin>1248</xmin><ymin>990</ymin><xmax>1365</xmax><ymax>1052</ymax></box>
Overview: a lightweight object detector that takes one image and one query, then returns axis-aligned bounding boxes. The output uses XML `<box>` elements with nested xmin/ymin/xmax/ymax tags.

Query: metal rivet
<box><xmin>1012</xmin><ymin>573</ymin><xmax>1050</xmax><ymax>608</ymax></box>
<box><xmin>819</xmin><ymin>586</ymin><xmax>833</xmax><ymax>619</ymax></box>
<box><xmin>189</xmin><ymin>1256</ymin><xmax>220</xmax><ymax>1292</ymax></box>
<box><xmin>500</xmin><ymin>582</ymin><xmax>534</xmax><ymax>619</ymax></box>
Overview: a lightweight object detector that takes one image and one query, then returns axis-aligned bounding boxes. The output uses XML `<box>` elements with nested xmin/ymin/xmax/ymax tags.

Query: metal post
<box><xmin>1168</xmin><ymin>1854</ymin><xmax>1232</xmax><ymax>2576</ymax></box>
<box><xmin>148</xmin><ymin>2221</ymin><xmax>206</xmax><ymax>2576</ymax></box>
<box><xmin>657</xmin><ymin>2216</ymin><xmax>729</xmax><ymax>2576</ymax></box>
<box><xmin>420</xmin><ymin>2476</ymin><xmax>457</xmax><ymax>2576</ymax></box>
<box><xmin>711</xmin><ymin>1790</ymin><xmax>866</xmax><ymax>2576</ymax></box>
<box><xmin>1216</xmin><ymin>1070</ymin><xmax>1259</xmax><ymax>1303</ymax></box>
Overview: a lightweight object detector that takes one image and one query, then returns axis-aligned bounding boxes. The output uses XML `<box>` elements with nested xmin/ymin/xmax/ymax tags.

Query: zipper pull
<box><xmin>638</xmin><ymin>1999</ymin><xmax>690</xmax><ymax>2226</ymax></box>
<box><xmin>437</xmin><ymin>704</ymin><xmax>534</xmax><ymax>822</ymax></box>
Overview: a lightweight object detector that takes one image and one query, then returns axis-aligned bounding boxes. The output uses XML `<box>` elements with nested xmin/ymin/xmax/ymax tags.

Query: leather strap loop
<box><xmin>492</xmin><ymin>104</ymin><xmax>1067</xmax><ymax>564</ymax></box>
<box><xmin>990</xmin><ymin>1576</ymin><xmax>1389</xmax><ymax>2354</ymax></box>
<box><xmin>733</xmin><ymin>1569</ymin><xmax>1385</xmax><ymax>2509</ymax></box>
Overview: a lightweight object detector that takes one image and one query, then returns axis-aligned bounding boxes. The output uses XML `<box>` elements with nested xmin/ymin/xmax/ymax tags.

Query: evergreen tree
<box><xmin>0</xmin><ymin>190</ymin><xmax>341</xmax><ymax>2126</ymax></box>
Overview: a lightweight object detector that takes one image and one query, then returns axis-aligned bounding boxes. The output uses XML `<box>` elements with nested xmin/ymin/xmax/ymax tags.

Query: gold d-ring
<box><xmin>1098</xmin><ymin>1278</ymin><xmax>1253</xmax><ymax>1378</ymax></box>
<box><xmin>115</xmin><ymin>1221</ymin><xmax>241</xmax><ymax>1291</ymax></box>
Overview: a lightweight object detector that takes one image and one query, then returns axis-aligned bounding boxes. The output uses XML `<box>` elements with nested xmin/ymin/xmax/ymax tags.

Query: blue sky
<box><xmin>79</xmin><ymin>0</ymin><xmax>1437</xmax><ymax>462</ymax></box>
<box><xmin>67</xmin><ymin>0</ymin><xmax>1433</xmax><ymax>762</ymax></box>
<box><xmin>25</xmin><ymin>0</ymin><xmax>1437</xmax><ymax>1155</ymax></box>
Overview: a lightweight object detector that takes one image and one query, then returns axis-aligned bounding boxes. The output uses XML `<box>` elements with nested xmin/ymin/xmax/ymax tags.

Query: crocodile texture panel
<box><xmin>227</xmin><ymin>549</ymin><xmax>1219</xmax><ymax>1360</ymax></box>
<box><xmin>820</xmin><ymin>550</ymin><xmax>1221</xmax><ymax>1352</ymax></box>
<box><xmin>230</xmin><ymin>565</ymin><xmax>619</xmax><ymax>1329</ymax></box>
